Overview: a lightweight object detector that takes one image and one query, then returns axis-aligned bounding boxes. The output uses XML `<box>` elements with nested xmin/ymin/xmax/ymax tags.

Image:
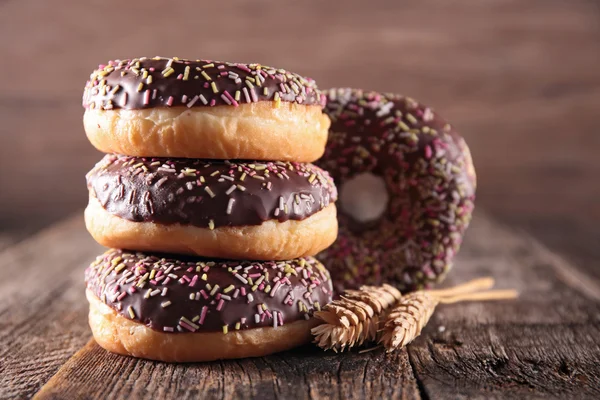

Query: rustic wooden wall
<box><xmin>1</xmin><ymin>0</ymin><xmax>599</xmax><ymax>267</ymax></box>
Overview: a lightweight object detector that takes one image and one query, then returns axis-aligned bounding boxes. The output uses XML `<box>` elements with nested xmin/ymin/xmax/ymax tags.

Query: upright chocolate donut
<box><xmin>83</xmin><ymin>57</ymin><xmax>330</xmax><ymax>162</ymax></box>
<box><xmin>316</xmin><ymin>88</ymin><xmax>476</xmax><ymax>292</ymax></box>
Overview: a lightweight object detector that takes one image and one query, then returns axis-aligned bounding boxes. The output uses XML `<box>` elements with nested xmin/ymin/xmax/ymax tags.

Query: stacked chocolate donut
<box><xmin>81</xmin><ymin>57</ymin><xmax>338</xmax><ymax>362</ymax></box>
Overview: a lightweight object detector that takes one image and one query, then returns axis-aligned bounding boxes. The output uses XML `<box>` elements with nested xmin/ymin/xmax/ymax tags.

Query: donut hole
<box><xmin>340</xmin><ymin>172</ymin><xmax>389</xmax><ymax>228</ymax></box>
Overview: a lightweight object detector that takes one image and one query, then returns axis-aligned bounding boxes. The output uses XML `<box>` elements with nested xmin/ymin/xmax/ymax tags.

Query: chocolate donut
<box><xmin>85</xmin><ymin>155</ymin><xmax>338</xmax><ymax>260</ymax></box>
<box><xmin>83</xmin><ymin>57</ymin><xmax>330</xmax><ymax>162</ymax></box>
<box><xmin>85</xmin><ymin>249</ymin><xmax>333</xmax><ymax>362</ymax></box>
<box><xmin>316</xmin><ymin>88</ymin><xmax>476</xmax><ymax>292</ymax></box>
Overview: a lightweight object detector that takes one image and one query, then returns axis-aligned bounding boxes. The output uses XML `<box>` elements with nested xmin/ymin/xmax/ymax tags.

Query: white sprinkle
<box><xmin>255</xmin><ymin>314</ymin><xmax>260</xmax><ymax>323</ymax></box>
<box><xmin>273</xmin><ymin>311</ymin><xmax>278</xmax><ymax>328</ymax></box>
<box><xmin>247</xmin><ymin>293</ymin><xmax>254</xmax><ymax>303</ymax></box>
<box><xmin>226</xmin><ymin>185</ymin><xmax>236</xmax><ymax>195</ymax></box>
<box><xmin>235</xmin><ymin>274</ymin><xmax>249</xmax><ymax>284</ymax></box>
<box><xmin>199</xmin><ymin>94</ymin><xmax>208</xmax><ymax>105</ymax></box>
<box><xmin>187</xmin><ymin>95</ymin><xmax>199</xmax><ymax>107</ymax></box>
<box><xmin>226</xmin><ymin>198</ymin><xmax>235</xmax><ymax>215</ymax></box>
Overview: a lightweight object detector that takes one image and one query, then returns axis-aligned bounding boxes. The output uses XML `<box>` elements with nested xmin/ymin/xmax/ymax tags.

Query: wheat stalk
<box><xmin>379</xmin><ymin>280</ymin><xmax>518</xmax><ymax>352</ymax></box>
<box><xmin>311</xmin><ymin>284</ymin><xmax>402</xmax><ymax>352</ymax></box>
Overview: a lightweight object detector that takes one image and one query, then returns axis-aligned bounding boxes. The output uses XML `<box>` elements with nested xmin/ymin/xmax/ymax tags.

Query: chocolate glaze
<box><xmin>85</xmin><ymin>249</ymin><xmax>333</xmax><ymax>333</ymax></box>
<box><xmin>83</xmin><ymin>57</ymin><xmax>324</xmax><ymax>110</ymax></box>
<box><xmin>316</xmin><ymin>88</ymin><xmax>476</xmax><ymax>293</ymax></box>
<box><xmin>86</xmin><ymin>155</ymin><xmax>337</xmax><ymax>229</ymax></box>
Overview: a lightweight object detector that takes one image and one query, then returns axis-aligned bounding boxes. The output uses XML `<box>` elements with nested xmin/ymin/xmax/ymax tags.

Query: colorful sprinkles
<box><xmin>316</xmin><ymin>88</ymin><xmax>476</xmax><ymax>293</ymax></box>
<box><xmin>87</xmin><ymin>155</ymin><xmax>337</xmax><ymax>228</ymax></box>
<box><xmin>85</xmin><ymin>249</ymin><xmax>333</xmax><ymax>333</ymax></box>
<box><xmin>83</xmin><ymin>57</ymin><xmax>325</xmax><ymax>110</ymax></box>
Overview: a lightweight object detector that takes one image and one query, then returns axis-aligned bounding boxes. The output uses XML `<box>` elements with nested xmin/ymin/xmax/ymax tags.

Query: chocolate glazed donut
<box><xmin>85</xmin><ymin>249</ymin><xmax>333</xmax><ymax>362</ymax></box>
<box><xmin>85</xmin><ymin>155</ymin><xmax>338</xmax><ymax>260</ymax></box>
<box><xmin>316</xmin><ymin>88</ymin><xmax>476</xmax><ymax>293</ymax></box>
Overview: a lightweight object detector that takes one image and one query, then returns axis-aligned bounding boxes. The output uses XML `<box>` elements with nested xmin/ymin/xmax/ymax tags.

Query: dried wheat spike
<box><xmin>380</xmin><ymin>282</ymin><xmax>518</xmax><ymax>353</ymax></box>
<box><xmin>312</xmin><ymin>284</ymin><xmax>402</xmax><ymax>351</ymax></box>
<box><xmin>379</xmin><ymin>292</ymin><xmax>438</xmax><ymax>352</ymax></box>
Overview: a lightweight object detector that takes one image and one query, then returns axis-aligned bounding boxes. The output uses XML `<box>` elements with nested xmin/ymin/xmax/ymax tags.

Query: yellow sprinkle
<box><xmin>162</xmin><ymin>67</ymin><xmax>175</xmax><ymax>77</ymax></box>
<box><xmin>136</xmin><ymin>83</ymin><xmax>144</xmax><ymax>92</ymax></box>
<box><xmin>251</xmin><ymin>285</ymin><xmax>259</xmax><ymax>292</ymax></box>
<box><xmin>208</xmin><ymin>220</ymin><xmax>215</xmax><ymax>230</ymax></box>
<box><xmin>222</xmin><ymin>325</ymin><xmax>229</xmax><ymax>334</ymax></box>
<box><xmin>204</xmin><ymin>186</ymin><xmax>216</xmax><ymax>198</ymax></box>
<box><xmin>223</xmin><ymin>285</ymin><xmax>235</xmax><ymax>293</ymax></box>
<box><xmin>210</xmin><ymin>284</ymin><xmax>220</xmax><ymax>296</ymax></box>
<box><xmin>183</xmin><ymin>66</ymin><xmax>190</xmax><ymax>81</ymax></box>
<box><xmin>210</xmin><ymin>82</ymin><xmax>218</xmax><ymax>93</ymax></box>
<box><xmin>201</xmin><ymin>273</ymin><xmax>208</xmax><ymax>281</ymax></box>
<box><xmin>127</xmin><ymin>306</ymin><xmax>136</xmax><ymax>319</ymax></box>
<box><xmin>274</xmin><ymin>92</ymin><xmax>281</xmax><ymax>108</ymax></box>
<box><xmin>314</xmin><ymin>302</ymin><xmax>321</xmax><ymax>311</ymax></box>
<box><xmin>261</xmin><ymin>304</ymin><xmax>267</xmax><ymax>311</ymax></box>
<box><xmin>235</xmin><ymin>322</ymin><xmax>241</xmax><ymax>330</ymax></box>
<box><xmin>264</xmin><ymin>285</ymin><xmax>271</xmax><ymax>293</ymax></box>
<box><xmin>308</xmin><ymin>174</ymin><xmax>316</xmax><ymax>183</ymax></box>
<box><xmin>114</xmin><ymin>263</ymin><xmax>126</xmax><ymax>273</ymax></box>
<box><xmin>210</xmin><ymin>170</ymin><xmax>220</xmax><ymax>176</ymax></box>
<box><xmin>203</xmin><ymin>63</ymin><xmax>214</xmax><ymax>68</ymax></box>
<box><xmin>201</xmin><ymin>70</ymin><xmax>211</xmax><ymax>81</ymax></box>
<box><xmin>142</xmin><ymin>70</ymin><xmax>148</xmax><ymax>79</ymax></box>
<box><xmin>234</xmin><ymin>90</ymin><xmax>241</xmax><ymax>101</ymax></box>
<box><xmin>149</xmin><ymin>269</ymin><xmax>156</xmax><ymax>279</ymax></box>
<box><xmin>240</xmin><ymin>172</ymin><xmax>247</xmax><ymax>181</ymax></box>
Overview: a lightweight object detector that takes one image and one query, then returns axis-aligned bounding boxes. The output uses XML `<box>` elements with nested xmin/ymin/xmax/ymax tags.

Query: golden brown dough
<box><xmin>87</xmin><ymin>290</ymin><xmax>319</xmax><ymax>362</ymax></box>
<box><xmin>84</xmin><ymin>102</ymin><xmax>330</xmax><ymax>162</ymax></box>
<box><xmin>85</xmin><ymin>197</ymin><xmax>338</xmax><ymax>260</ymax></box>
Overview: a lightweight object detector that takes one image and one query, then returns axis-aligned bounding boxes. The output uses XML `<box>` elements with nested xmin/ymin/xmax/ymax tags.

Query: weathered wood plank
<box><xmin>0</xmin><ymin>210</ymin><xmax>595</xmax><ymax>399</ymax></box>
<box><xmin>407</xmin><ymin>215</ymin><xmax>600</xmax><ymax>399</ymax></box>
<box><xmin>0</xmin><ymin>217</ymin><xmax>104</xmax><ymax>399</ymax></box>
<box><xmin>33</xmin><ymin>340</ymin><xmax>418</xmax><ymax>400</ymax></box>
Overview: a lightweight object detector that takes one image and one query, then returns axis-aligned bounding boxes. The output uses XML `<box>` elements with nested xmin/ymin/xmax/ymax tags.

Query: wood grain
<box><xmin>1</xmin><ymin>210</ymin><xmax>598</xmax><ymax>399</ymax></box>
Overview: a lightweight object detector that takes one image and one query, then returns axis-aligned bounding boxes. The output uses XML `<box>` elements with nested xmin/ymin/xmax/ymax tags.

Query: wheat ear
<box><xmin>311</xmin><ymin>284</ymin><xmax>402</xmax><ymax>351</ymax></box>
<box><xmin>379</xmin><ymin>278</ymin><xmax>518</xmax><ymax>352</ymax></box>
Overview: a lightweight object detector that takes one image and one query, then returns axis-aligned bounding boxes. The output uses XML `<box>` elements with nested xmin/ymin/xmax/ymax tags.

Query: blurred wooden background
<box><xmin>1</xmin><ymin>0</ymin><xmax>599</xmax><ymax>271</ymax></box>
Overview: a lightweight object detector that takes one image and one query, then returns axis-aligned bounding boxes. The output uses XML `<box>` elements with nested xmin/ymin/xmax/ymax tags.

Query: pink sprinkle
<box><xmin>117</xmin><ymin>292</ymin><xmax>127</xmax><ymax>301</ymax></box>
<box><xmin>237</xmin><ymin>64</ymin><xmax>251</xmax><ymax>72</ymax></box>
<box><xmin>270</xmin><ymin>282</ymin><xmax>281</xmax><ymax>297</ymax></box>
<box><xmin>265</xmin><ymin>310</ymin><xmax>272</xmax><ymax>319</ymax></box>
<box><xmin>223</xmin><ymin>90</ymin><xmax>239</xmax><ymax>106</ymax></box>
<box><xmin>163</xmin><ymin>326</ymin><xmax>174</xmax><ymax>332</ymax></box>
<box><xmin>425</xmin><ymin>145</ymin><xmax>433</xmax><ymax>159</ymax></box>
<box><xmin>189</xmin><ymin>275</ymin><xmax>198</xmax><ymax>287</ymax></box>
<box><xmin>233</xmin><ymin>289</ymin><xmax>240</xmax><ymax>298</ymax></box>
<box><xmin>143</xmin><ymin>90</ymin><xmax>151</xmax><ymax>105</ymax></box>
<box><xmin>240</xmin><ymin>287</ymin><xmax>246</xmax><ymax>296</ymax></box>
<box><xmin>166</xmin><ymin>96</ymin><xmax>174</xmax><ymax>106</ymax></box>
<box><xmin>261</xmin><ymin>313</ymin><xmax>267</xmax><ymax>322</ymax></box>
<box><xmin>248</xmin><ymin>273</ymin><xmax>261</xmax><ymax>278</ymax></box>
<box><xmin>278</xmin><ymin>313</ymin><xmax>284</xmax><ymax>326</ymax></box>
<box><xmin>177</xmin><ymin>74</ymin><xmax>183</xmax><ymax>80</ymax></box>
<box><xmin>150</xmin><ymin>280</ymin><xmax>157</xmax><ymax>285</ymax></box>
<box><xmin>210</xmin><ymin>99</ymin><xmax>216</xmax><ymax>106</ymax></box>
<box><xmin>216</xmin><ymin>299</ymin><xmax>225</xmax><ymax>311</ymax></box>
<box><xmin>257</xmin><ymin>305</ymin><xmax>264</xmax><ymax>314</ymax></box>
<box><xmin>182</xmin><ymin>275</ymin><xmax>191</xmax><ymax>283</ymax></box>
<box><xmin>200</xmin><ymin>290</ymin><xmax>209</xmax><ymax>299</ymax></box>
<box><xmin>129</xmin><ymin>287</ymin><xmax>137</xmax><ymax>294</ymax></box>
<box><xmin>199</xmin><ymin>306</ymin><xmax>208</xmax><ymax>325</ymax></box>
<box><xmin>179</xmin><ymin>320</ymin><xmax>197</xmax><ymax>332</ymax></box>
<box><xmin>250</xmin><ymin>87</ymin><xmax>258</xmax><ymax>102</ymax></box>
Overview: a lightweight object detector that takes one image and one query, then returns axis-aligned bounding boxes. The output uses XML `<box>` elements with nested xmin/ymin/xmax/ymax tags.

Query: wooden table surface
<box><xmin>2</xmin><ymin>0</ymin><xmax>600</xmax><ymax>399</ymax></box>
